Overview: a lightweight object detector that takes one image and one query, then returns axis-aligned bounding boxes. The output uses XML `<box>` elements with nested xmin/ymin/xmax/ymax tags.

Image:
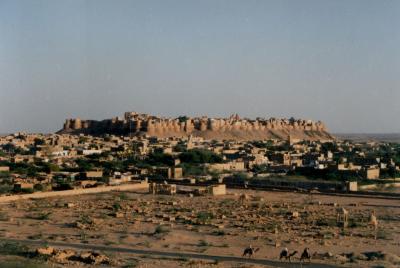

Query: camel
<box><xmin>336</xmin><ymin>207</ymin><xmax>349</xmax><ymax>223</ymax></box>
<box><xmin>300</xmin><ymin>248</ymin><xmax>311</xmax><ymax>262</ymax></box>
<box><xmin>239</xmin><ymin>193</ymin><xmax>249</xmax><ymax>204</ymax></box>
<box><xmin>336</xmin><ymin>207</ymin><xmax>349</xmax><ymax>227</ymax></box>
<box><xmin>370</xmin><ymin>210</ymin><xmax>378</xmax><ymax>230</ymax></box>
<box><xmin>242</xmin><ymin>246</ymin><xmax>259</xmax><ymax>258</ymax></box>
<box><xmin>369</xmin><ymin>210</ymin><xmax>379</xmax><ymax>239</ymax></box>
<box><xmin>279</xmin><ymin>248</ymin><xmax>298</xmax><ymax>262</ymax></box>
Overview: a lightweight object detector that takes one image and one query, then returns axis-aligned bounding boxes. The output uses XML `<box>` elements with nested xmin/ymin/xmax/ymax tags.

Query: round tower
<box><xmin>73</xmin><ymin>118</ymin><xmax>82</xmax><ymax>129</ymax></box>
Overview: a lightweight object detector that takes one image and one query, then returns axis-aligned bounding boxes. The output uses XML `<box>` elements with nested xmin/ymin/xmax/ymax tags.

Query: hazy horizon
<box><xmin>1</xmin><ymin>0</ymin><xmax>399</xmax><ymax>134</ymax></box>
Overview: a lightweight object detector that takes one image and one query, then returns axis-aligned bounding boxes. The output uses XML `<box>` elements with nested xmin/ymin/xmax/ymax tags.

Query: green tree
<box><xmin>75</xmin><ymin>159</ymin><xmax>94</xmax><ymax>172</ymax></box>
<box><xmin>179</xmin><ymin>149</ymin><xmax>223</xmax><ymax>164</ymax></box>
<box><xmin>34</xmin><ymin>138</ymin><xmax>45</xmax><ymax>146</ymax></box>
<box><xmin>146</xmin><ymin>152</ymin><xmax>175</xmax><ymax>166</ymax></box>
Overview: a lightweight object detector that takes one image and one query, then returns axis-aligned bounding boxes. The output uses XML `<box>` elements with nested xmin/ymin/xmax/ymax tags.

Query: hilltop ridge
<box><xmin>58</xmin><ymin>112</ymin><xmax>334</xmax><ymax>141</ymax></box>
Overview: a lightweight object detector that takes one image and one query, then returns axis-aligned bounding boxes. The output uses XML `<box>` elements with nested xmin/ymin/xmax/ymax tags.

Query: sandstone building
<box><xmin>59</xmin><ymin>112</ymin><xmax>334</xmax><ymax>141</ymax></box>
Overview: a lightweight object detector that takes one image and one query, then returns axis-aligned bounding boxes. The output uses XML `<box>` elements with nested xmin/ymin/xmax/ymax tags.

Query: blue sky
<box><xmin>0</xmin><ymin>0</ymin><xmax>399</xmax><ymax>133</ymax></box>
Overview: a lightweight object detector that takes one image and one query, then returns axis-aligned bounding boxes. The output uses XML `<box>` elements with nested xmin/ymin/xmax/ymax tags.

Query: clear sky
<box><xmin>0</xmin><ymin>0</ymin><xmax>399</xmax><ymax>134</ymax></box>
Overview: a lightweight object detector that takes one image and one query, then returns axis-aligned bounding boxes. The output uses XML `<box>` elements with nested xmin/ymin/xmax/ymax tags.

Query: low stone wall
<box><xmin>359</xmin><ymin>182</ymin><xmax>400</xmax><ymax>191</ymax></box>
<box><xmin>207</xmin><ymin>184</ymin><xmax>226</xmax><ymax>196</ymax></box>
<box><xmin>0</xmin><ymin>182</ymin><xmax>149</xmax><ymax>203</ymax></box>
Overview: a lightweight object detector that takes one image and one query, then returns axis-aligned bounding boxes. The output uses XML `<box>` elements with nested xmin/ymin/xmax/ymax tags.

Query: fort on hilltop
<box><xmin>59</xmin><ymin>112</ymin><xmax>334</xmax><ymax>141</ymax></box>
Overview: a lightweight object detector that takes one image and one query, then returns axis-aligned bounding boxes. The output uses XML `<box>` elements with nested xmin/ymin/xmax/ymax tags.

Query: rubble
<box><xmin>36</xmin><ymin>247</ymin><xmax>111</xmax><ymax>265</ymax></box>
<box><xmin>36</xmin><ymin>246</ymin><xmax>55</xmax><ymax>256</ymax></box>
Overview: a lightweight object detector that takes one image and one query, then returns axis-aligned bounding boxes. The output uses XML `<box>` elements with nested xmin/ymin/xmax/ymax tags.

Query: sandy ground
<box><xmin>0</xmin><ymin>188</ymin><xmax>399</xmax><ymax>267</ymax></box>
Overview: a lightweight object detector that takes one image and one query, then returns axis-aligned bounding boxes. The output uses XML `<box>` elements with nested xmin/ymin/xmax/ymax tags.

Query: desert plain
<box><xmin>0</xmin><ymin>188</ymin><xmax>399</xmax><ymax>268</ymax></box>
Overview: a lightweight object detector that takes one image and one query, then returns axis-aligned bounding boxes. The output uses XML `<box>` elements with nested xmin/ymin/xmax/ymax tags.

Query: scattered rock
<box><xmin>36</xmin><ymin>246</ymin><xmax>54</xmax><ymax>256</ymax></box>
<box><xmin>35</xmin><ymin>247</ymin><xmax>111</xmax><ymax>265</ymax></box>
<box><xmin>384</xmin><ymin>253</ymin><xmax>400</xmax><ymax>265</ymax></box>
<box><xmin>65</xmin><ymin>203</ymin><xmax>75</xmax><ymax>208</ymax></box>
<box><xmin>355</xmin><ymin>253</ymin><xmax>368</xmax><ymax>261</ymax></box>
<box><xmin>363</xmin><ymin>251</ymin><xmax>385</xmax><ymax>261</ymax></box>
<box><xmin>75</xmin><ymin>221</ymin><xmax>87</xmax><ymax>229</ymax></box>
<box><xmin>91</xmin><ymin>218</ymin><xmax>103</xmax><ymax>225</ymax></box>
<box><xmin>334</xmin><ymin>254</ymin><xmax>348</xmax><ymax>262</ymax></box>
<box><xmin>290</xmin><ymin>211</ymin><xmax>299</xmax><ymax>218</ymax></box>
<box><xmin>112</xmin><ymin>212</ymin><xmax>124</xmax><ymax>218</ymax></box>
<box><xmin>80</xmin><ymin>251</ymin><xmax>110</xmax><ymax>264</ymax></box>
<box><xmin>54</xmin><ymin>249</ymin><xmax>76</xmax><ymax>262</ymax></box>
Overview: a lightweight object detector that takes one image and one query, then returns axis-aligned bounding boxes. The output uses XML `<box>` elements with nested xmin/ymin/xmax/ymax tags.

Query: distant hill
<box><xmin>335</xmin><ymin>133</ymin><xmax>400</xmax><ymax>143</ymax></box>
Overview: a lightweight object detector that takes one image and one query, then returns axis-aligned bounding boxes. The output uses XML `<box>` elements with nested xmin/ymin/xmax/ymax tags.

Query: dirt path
<box><xmin>0</xmin><ymin>182</ymin><xmax>149</xmax><ymax>203</ymax></box>
<box><xmin>1</xmin><ymin>238</ymin><xmax>343</xmax><ymax>268</ymax></box>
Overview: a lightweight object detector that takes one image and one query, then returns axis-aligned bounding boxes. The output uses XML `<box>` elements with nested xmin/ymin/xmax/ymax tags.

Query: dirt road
<box><xmin>1</xmin><ymin>238</ymin><xmax>342</xmax><ymax>268</ymax></box>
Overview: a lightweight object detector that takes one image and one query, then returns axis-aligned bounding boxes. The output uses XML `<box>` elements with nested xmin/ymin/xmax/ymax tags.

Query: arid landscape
<box><xmin>0</xmin><ymin>187</ymin><xmax>399</xmax><ymax>267</ymax></box>
<box><xmin>1</xmin><ymin>1</ymin><xmax>400</xmax><ymax>267</ymax></box>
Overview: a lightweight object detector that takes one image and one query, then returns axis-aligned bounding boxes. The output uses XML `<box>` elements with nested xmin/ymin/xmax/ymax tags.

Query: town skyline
<box><xmin>1</xmin><ymin>108</ymin><xmax>400</xmax><ymax>135</ymax></box>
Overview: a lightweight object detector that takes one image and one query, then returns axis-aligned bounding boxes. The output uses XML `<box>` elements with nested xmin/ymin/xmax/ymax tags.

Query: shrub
<box><xmin>33</xmin><ymin>184</ymin><xmax>46</xmax><ymax>192</ymax></box>
<box><xmin>179</xmin><ymin>149</ymin><xmax>223</xmax><ymax>164</ymax></box>
<box><xmin>36</xmin><ymin>212</ymin><xmax>51</xmax><ymax>220</ymax></box>
<box><xmin>0</xmin><ymin>185</ymin><xmax>13</xmax><ymax>194</ymax></box>
<box><xmin>17</xmin><ymin>188</ymin><xmax>34</xmax><ymax>194</ymax></box>
<box><xmin>212</xmin><ymin>230</ymin><xmax>226</xmax><ymax>236</ymax></box>
<box><xmin>27</xmin><ymin>233</ymin><xmax>43</xmax><ymax>240</ymax></box>
<box><xmin>27</xmin><ymin>212</ymin><xmax>51</xmax><ymax>220</ymax></box>
<box><xmin>376</xmin><ymin>229</ymin><xmax>391</xmax><ymax>240</ymax></box>
<box><xmin>196</xmin><ymin>211</ymin><xmax>214</xmax><ymax>223</ymax></box>
<box><xmin>0</xmin><ymin>260</ymin><xmax>48</xmax><ymax>268</ymax></box>
<box><xmin>198</xmin><ymin>240</ymin><xmax>212</xmax><ymax>247</ymax></box>
<box><xmin>181</xmin><ymin>163</ymin><xmax>207</xmax><ymax>176</ymax></box>
<box><xmin>0</xmin><ymin>211</ymin><xmax>9</xmax><ymax>221</ymax></box>
<box><xmin>145</xmin><ymin>152</ymin><xmax>174</xmax><ymax>166</ymax></box>
<box><xmin>0</xmin><ymin>242</ymin><xmax>29</xmax><ymax>256</ymax></box>
<box><xmin>112</xmin><ymin>202</ymin><xmax>122</xmax><ymax>211</ymax></box>
<box><xmin>315</xmin><ymin>218</ymin><xmax>337</xmax><ymax>227</ymax></box>
<box><xmin>118</xmin><ymin>192</ymin><xmax>129</xmax><ymax>200</ymax></box>
<box><xmin>122</xmin><ymin>260</ymin><xmax>139</xmax><ymax>268</ymax></box>
<box><xmin>79</xmin><ymin>214</ymin><xmax>92</xmax><ymax>225</ymax></box>
<box><xmin>154</xmin><ymin>225</ymin><xmax>170</xmax><ymax>234</ymax></box>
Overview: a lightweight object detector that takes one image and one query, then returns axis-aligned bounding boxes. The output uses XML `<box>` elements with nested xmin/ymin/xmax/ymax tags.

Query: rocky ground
<box><xmin>0</xmin><ymin>188</ymin><xmax>399</xmax><ymax>267</ymax></box>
